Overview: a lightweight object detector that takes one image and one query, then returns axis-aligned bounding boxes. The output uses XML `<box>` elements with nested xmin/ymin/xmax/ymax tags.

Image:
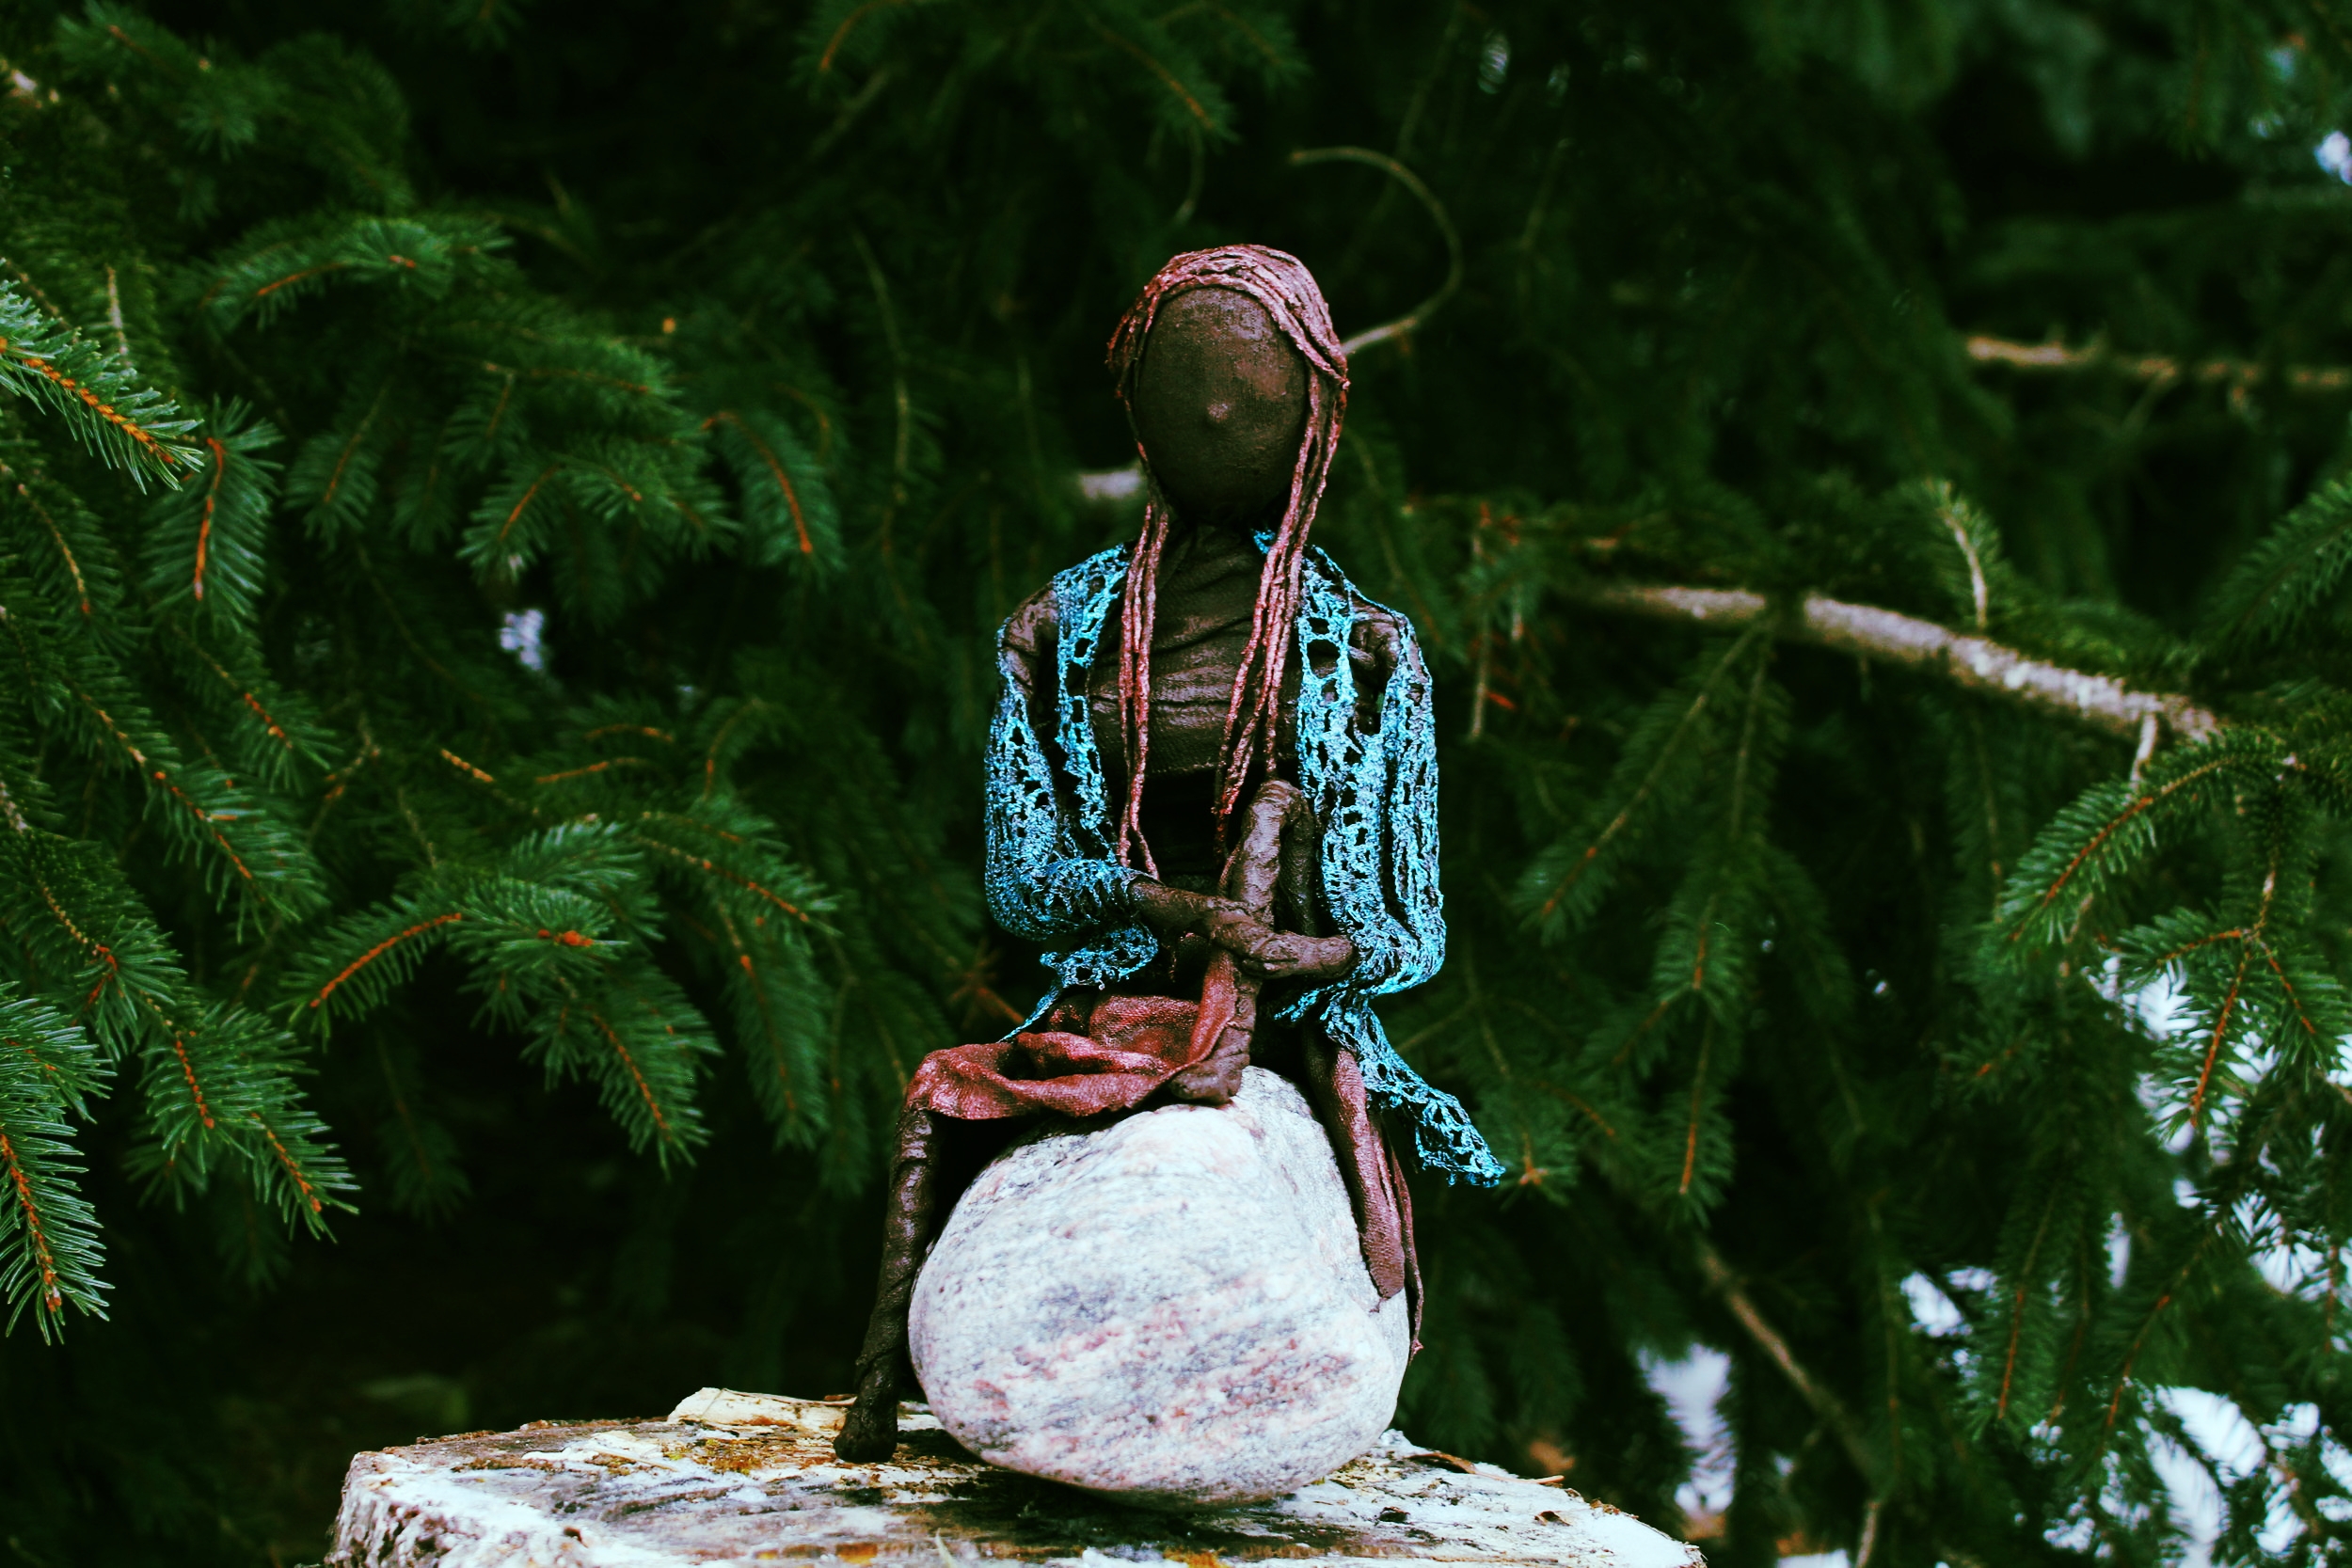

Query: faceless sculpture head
<box><xmin>1130</xmin><ymin>288</ymin><xmax>1309</xmax><ymax>528</ymax></box>
<box><xmin>1104</xmin><ymin>246</ymin><xmax>1350</xmax><ymax>866</ymax></box>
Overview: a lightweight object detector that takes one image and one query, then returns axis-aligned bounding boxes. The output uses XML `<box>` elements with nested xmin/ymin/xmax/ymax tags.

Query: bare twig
<box><xmin>1965</xmin><ymin>333</ymin><xmax>2352</xmax><ymax>394</ymax></box>
<box><xmin>1290</xmin><ymin>147</ymin><xmax>1463</xmax><ymax>357</ymax></box>
<box><xmin>849</xmin><ymin>229</ymin><xmax>910</xmax><ymax>496</ymax></box>
<box><xmin>1694</xmin><ymin>1238</ymin><xmax>1875</xmax><ymax>1479</ymax></box>
<box><xmin>1573</xmin><ymin>583</ymin><xmax>2221</xmax><ymax>744</ymax></box>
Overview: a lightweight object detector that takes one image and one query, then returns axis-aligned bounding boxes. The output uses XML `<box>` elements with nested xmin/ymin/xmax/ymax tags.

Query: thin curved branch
<box><xmin>1573</xmin><ymin>583</ymin><xmax>2222</xmax><ymax>744</ymax></box>
<box><xmin>1289</xmin><ymin>147</ymin><xmax>1463</xmax><ymax>357</ymax></box>
<box><xmin>1965</xmin><ymin>333</ymin><xmax>2352</xmax><ymax>395</ymax></box>
<box><xmin>1693</xmin><ymin>1238</ymin><xmax>1875</xmax><ymax>1481</ymax></box>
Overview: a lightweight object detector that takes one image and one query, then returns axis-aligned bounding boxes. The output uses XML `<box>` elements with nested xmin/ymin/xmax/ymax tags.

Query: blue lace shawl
<box><xmin>981</xmin><ymin>543</ymin><xmax>1505</xmax><ymax>1187</ymax></box>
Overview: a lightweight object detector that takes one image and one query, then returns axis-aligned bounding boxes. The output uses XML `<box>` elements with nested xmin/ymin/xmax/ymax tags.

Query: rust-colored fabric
<box><xmin>903</xmin><ymin>991</ymin><xmax>1208</xmax><ymax>1122</ymax></box>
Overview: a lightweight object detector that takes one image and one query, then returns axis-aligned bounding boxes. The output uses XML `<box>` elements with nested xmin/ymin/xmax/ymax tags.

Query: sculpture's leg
<box><xmin>835</xmin><ymin>1100</ymin><xmax>939</xmax><ymax>1462</ymax></box>
<box><xmin>1386</xmin><ymin>1126</ymin><xmax>1424</xmax><ymax>1350</ymax></box>
<box><xmin>1302</xmin><ymin>1030</ymin><xmax>1421</xmax><ymax>1346</ymax></box>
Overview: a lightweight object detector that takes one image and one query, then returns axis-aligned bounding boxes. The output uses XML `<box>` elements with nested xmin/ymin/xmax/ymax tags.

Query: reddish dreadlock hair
<box><xmin>1104</xmin><ymin>245</ymin><xmax>1349</xmax><ymax>875</ymax></box>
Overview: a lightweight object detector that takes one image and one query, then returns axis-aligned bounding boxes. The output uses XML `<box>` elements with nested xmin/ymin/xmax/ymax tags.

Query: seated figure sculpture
<box><xmin>835</xmin><ymin>245</ymin><xmax>1506</xmax><ymax>1469</ymax></box>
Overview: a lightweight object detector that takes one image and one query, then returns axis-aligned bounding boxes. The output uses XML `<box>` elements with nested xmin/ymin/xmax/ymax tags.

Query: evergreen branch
<box><xmin>245</xmin><ymin>1109</ymin><xmax>327</xmax><ymax>1220</ymax></box>
<box><xmin>0</xmin><ymin>285</ymin><xmax>200</xmax><ymax>487</ymax></box>
<box><xmin>2025</xmin><ymin>767</ymin><xmax>2222</xmax><ymax>922</ymax></box>
<box><xmin>630</xmin><ymin>813</ymin><xmax>824</xmax><ymax>926</ymax></box>
<box><xmin>1678</xmin><ymin>1018</ymin><xmax>1713</xmax><ymax>1196</ymax></box>
<box><xmin>306</xmin><ymin>911</ymin><xmax>466</xmax><ymax>1017</ymax></box>
<box><xmin>293</xmin><ymin>832</ymin><xmax>640</xmax><ymax>1035</ymax></box>
<box><xmin>58</xmin><ymin>673</ymin><xmax>325</xmax><ymax>920</ymax></box>
<box><xmin>438</xmin><ymin>748</ymin><xmax>499</xmax><ymax>785</ymax></box>
<box><xmin>1519</xmin><ymin>628</ymin><xmax>1764</xmax><ymax>932</ymax></box>
<box><xmin>532</xmin><ymin>758</ymin><xmax>652</xmax><ymax>785</ymax></box>
<box><xmin>288</xmin><ymin>369</ymin><xmax>398</xmax><ymax>538</ymax></box>
<box><xmin>1995</xmin><ymin>1185</ymin><xmax>2063</xmax><ymax>1423</ymax></box>
<box><xmin>1573</xmin><ymin>583</ymin><xmax>2221</xmax><ymax>743</ymax></box>
<box><xmin>2187</xmin><ymin>944</ymin><xmax>2251</xmax><ymax>1130</ymax></box>
<box><xmin>475</xmin><ymin>462</ymin><xmax>562</xmax><ymax>561</ymax></box>
<box><xmin>0</xmin><ymin>1130</ymin><xmax>67</xmax><ymax>1326</ymax></box>
<box><xmin>0</xmin><ymin>458</ymin><xmax>105</xmax><ymax>619</ymax></box>
<box><xmin>1088</xmin><ymin>20</ymin><xmax>1218</xmax><ymax>133</ymax></box>
<box><xmin>198</xmin><ymin>214</ymin><xmax>503</xmax><ymax>330</ymax></box>
<box><xmin>160</xmin><ymin>1025</ymin><xmax>217</xmax><ymax>1132</ymax></box>
<box><xmin>2137</xmin><ymin>927</ymin><xmax>2248</xmax><ymax>968</ymax></box>
<box><xmin>0</xmin><ymin>987</ymin><xmax>107</xmax><ymax>1341</ymax></box>
<box><xmin>814</xmin><ymin>0</ymin><xmax>906</xmax><ymax>72</ymax></box>
<box><xmin>161</xmin><ymin>623</ymin><xmax>327</xmax><ymax>789</ymax></box>
<box><xmin>1996</xmin><ymin>752</ymin><xmax>2237</xmax><ymax>951</ymax></box>
<box><xmin>2093</xmin><ymin>1236</ymin><xmax>2215</xmax><ymax>1453</ymax></box>
<box><xmin>144</xmin><ymin>402</ymin><xmax>282</xmax><ymax>631</ymax></box>
<box><xmin>2252</xmin><ymin>941</ymin><xmax>2339</xmax><ymax>1053</ymax></box>
<box><xmin>122</xmin><ymin>997</ymin><xmax>354</xmax><ymax>1236</ymax></box>
<box><xmin>2201</xmin><ymin>477</ymin><xmax>2352</xmax><ymax>651</ymax></box>
<box><xmin>526</xmin><ymin>965</ymin><xmax>712</xmax><ymax>1164</ymax></box>
<box><xmin>0</xmin><ymin>833</ymin><xmax>188</xmax><ymax>1045</ymax></box>
<box><xmin>709</xmin><ymin>900</ymin><xmax>827</xmax><ymax>1144</ymax></box>
<box><xmin>580</xmin><ymin>1004</ymin><xmax>674</xmax><ymax>1144</ymax></box>
<box><xmin>479</xmin><ymin>362</ymin><xmax>653</xmax><ymax>398</ymax></box>
<box><xmin>706</xmin><ymin>409</ymin><xmax>840</xmax><ymax>566</ymax></box>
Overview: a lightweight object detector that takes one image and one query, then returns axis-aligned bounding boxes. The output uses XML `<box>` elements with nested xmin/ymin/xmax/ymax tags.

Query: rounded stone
<box><xmin>908</xmin><ymin>1068</ymin><xmax>1410</xmax><ymax>1507</ymax></box>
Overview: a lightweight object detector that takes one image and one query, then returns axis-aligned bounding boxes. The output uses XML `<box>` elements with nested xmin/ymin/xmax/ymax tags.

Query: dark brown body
<box><xmin>1003</xmin><ymin>522</ymin><xmax>1411</xmax><ymax>891</ymax></box>
<box><xmin>834</xmin><ymin>262</ymin><xmax>1396</xmax><ymax>1465</ymax></box>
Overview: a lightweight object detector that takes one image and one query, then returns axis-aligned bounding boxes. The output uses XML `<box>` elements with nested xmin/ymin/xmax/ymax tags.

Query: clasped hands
<box><xmin>1129</xmin><ymin>879</ymin><xmax>1356</xmax><ymax>983</ymax></box>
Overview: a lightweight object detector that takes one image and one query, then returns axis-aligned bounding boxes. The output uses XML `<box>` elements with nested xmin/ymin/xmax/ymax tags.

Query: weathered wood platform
<box><xmin>326</xmin><ymin>1387</ymin><xmax>1702</xmax><ymax>1567</ymax></box>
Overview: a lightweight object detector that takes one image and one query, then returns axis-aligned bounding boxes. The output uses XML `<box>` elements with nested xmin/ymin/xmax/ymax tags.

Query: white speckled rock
<box><xmin>908</xmin><ymin>1067</ymin><xmax>1411</xmax><ymax>1507</ymax></box>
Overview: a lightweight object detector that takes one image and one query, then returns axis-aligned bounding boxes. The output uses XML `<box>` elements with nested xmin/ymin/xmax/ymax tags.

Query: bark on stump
<box><xmin>326</xmin><ymin>1387</ymin><xmax>1702</xmax><ymax>1567</ymax></box>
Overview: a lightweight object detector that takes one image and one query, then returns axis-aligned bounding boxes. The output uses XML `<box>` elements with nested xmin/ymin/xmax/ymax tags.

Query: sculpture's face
<box><xmin>1131</xmin><ymin>287</ymin><xmax>1309</xmax><ymax>525</ymax></box>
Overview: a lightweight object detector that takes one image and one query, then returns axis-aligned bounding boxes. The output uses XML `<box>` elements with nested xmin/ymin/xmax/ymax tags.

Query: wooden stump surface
<box><xmin>326</xmin><ymin>1388</ymin><xmax>1704</xmax><ymax>1567</ymax></box>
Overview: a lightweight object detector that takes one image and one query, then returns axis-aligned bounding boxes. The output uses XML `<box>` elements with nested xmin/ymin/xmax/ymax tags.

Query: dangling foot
<box><xmin>1169</xmin><ymin>1019</ymin><xmax>1251</xmax><ymax>1105</ymax></box>
<box><xmin>833</xmin><ymin>1362</ymin><xmax>899</xmax><ymax>1461</ymax></box>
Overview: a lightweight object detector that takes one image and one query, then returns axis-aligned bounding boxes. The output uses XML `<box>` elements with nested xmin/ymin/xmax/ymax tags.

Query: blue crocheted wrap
<box><xmin>981</xmin><ymin>543</ymin><xmax>1505</xmax><ymax>1187</ymax></box>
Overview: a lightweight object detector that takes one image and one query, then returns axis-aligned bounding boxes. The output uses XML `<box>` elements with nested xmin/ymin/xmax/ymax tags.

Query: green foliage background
<box><xmin>7</xmin><ymin>0</ymin><xmax>2352</xmax><ymax>1562</ymax></box>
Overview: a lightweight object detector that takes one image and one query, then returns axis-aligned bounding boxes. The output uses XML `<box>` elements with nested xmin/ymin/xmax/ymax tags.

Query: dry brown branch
<box><xmin>1694</xmin><ymin>1238</ymin><xmax>1875</xmax><ymax>1480</ymax></box>
<box><xmin>1965</xmin><ymin>333</ymin><xmax>2352</xmax><ymax>394</ymax></box>
<box><xmin>1572</xmin><ymin>583</ymin><xmax>2222</xmax><ymax>744</ymax></box>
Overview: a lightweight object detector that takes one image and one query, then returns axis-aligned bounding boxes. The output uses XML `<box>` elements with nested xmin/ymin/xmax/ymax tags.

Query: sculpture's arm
<box><xmin>1316</xmin><ymin>601</ymin><xmax>1502</xmax><ymax>1189</ymax></box>
<box><xmin>982</xmin><ymin>593</ymin><xmax>1141</xmax><ymax>943</ymax></box>
<box><xmin>980</xmin><ymin>592</ymin><xmax>1288</xmax><ymax>958</ymax></box>
<box><xmin>983</xmin><ymin>580</ymin><xmax>1353</xmax><ymax>980</ymax></box>
<box><xmin>1371</xmin><ymin>613</ymin><xmax>1445</xmax><ymax>994</ymax></box>
<box><xmin>1302</xmin><ymin>601</ymin><xmax>1440</xmax><ymax>999</ymax></box>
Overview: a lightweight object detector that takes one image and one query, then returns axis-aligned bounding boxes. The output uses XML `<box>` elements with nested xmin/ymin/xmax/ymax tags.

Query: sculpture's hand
<box><xmin>1130</xmin><ymin>880</ymin><xmax>1356</xmax><ymax>982</ymax></box>
<box><xmin>1236</xmin><ymin>930</ymin><xmax>1357</xmax><ymax>983</ymax></box>
<box><xmin>1193</xmin><ymin>899</ymin><xmax>1355</xmax><ymax>981</ymax></box>
<box><xmin>1127</xmin><ymin>878</ymin><xmax>1236</xmax><ymax>941</ymax></box>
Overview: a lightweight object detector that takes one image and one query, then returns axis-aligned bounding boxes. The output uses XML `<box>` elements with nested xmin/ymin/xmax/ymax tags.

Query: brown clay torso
<box><xmin>997</xmin><ymin>531</ymin><xmax>1406</xmax><ymax>896</ymax></box>
<box><xmin>1085</xmin><ymin>529</ymin><xmax>1291</xmax><ymax>888</ymax></box>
